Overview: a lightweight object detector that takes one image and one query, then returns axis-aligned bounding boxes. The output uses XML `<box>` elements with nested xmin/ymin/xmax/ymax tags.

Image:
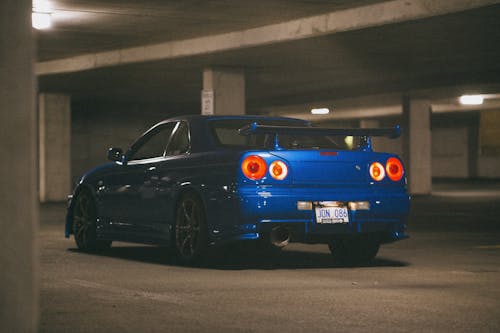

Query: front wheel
<box><xmin>174</xmin><ymin>192</ymin><xmax>208</xmax><ymax>265</ymax></box>
<box><xmin>72</xmin><ymin>189</ymin><xmax>111</xmax><ymax>251</ymax></box>
<box><xmin>328</xmin><ymin>237</ymin><xmax>379</xmax><ymax>265</ymax></box>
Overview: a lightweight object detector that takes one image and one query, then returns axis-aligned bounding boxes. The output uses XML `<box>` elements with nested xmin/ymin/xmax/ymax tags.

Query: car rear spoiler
<box><xmin>238</xmin><ymin>122</ymin><xmax>400</xmax><ymax>151</ymax></box>
<box><xmin>238</xmin><ymin>123</ymin><xmax>401</xmax><ymax>139</ymax></box>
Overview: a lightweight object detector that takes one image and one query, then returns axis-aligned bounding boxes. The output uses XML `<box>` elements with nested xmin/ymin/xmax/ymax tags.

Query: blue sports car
<box><xmin>66</xmin><ymin>115</ymin><xmax>410</xmax><ymax>264</ymax></box>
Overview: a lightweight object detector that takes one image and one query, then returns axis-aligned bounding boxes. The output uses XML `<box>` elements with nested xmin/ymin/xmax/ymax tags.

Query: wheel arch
<box><xmin>173</xmin><ymin>184</ymin><xmax>207</xmax><ymax>221</ymax></box>
<box><xmin>65</xmin><ymin>183</ymin><xmax>98</xmax><ymax>238</ymax></box>
<box><xmin>171</xmin><ymin>183</ymin><xmax>212</xmax><ymax>264</ymax></box>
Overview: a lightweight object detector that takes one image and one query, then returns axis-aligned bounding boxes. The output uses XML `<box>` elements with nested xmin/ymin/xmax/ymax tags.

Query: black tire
<box><xmin>72</xmin><ymin>189</ymin><xmax>111</xmax><ymax>251</ymax></box>
<box><xmin>328</xmin><ymin>237</ymin><xmax>379</xmax><ymax>265</ymax></box>
<box><xmin>174</xmin><ymin>192</ymin><xmax>208</xmax><ymax>265</ymax></box>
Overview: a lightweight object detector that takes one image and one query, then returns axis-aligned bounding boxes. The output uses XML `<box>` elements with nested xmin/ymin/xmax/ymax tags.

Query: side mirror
<box><xmin>107</xmin><ymin>147</ymin><xmax>123</xmax><ymax>162</ymax></box>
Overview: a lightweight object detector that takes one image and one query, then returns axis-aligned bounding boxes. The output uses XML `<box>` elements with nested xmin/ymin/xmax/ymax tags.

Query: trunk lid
<box><xmin>269</xmin><ymin>150</ymin><xmax>372</xmax><ymax>186</ymax></box>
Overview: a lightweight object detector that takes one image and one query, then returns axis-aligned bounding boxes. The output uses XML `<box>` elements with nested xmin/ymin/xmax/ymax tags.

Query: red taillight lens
<box><xmin>386</xmin><ymin>157</ymin><xmax>404</xmax><ymax>181</ymax></box>
<box><xmin>241</xmin><ymin>155</ymin><xmax>267</xmax><ymax>180</ymax></box>
<box><xmin>369</xmin><ymin>162</ymin><xmax>385</xmax><ymax>181</ymax></box>
<box><xmin>269</xmin><ymin>160</ymin><xmax>288</xmax><ymax>180</ymax></box>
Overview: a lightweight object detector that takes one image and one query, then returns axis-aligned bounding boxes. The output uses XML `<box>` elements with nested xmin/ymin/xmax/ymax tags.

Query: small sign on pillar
<box><xmin>201</xmin><ymin>90</ymin><xmax>214</xmax><ymax>115</ymax></box>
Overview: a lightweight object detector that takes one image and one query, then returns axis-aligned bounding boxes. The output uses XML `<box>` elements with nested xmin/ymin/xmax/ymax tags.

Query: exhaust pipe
<box><xmin>269</xmin><ymin>226</ymin><xmax>291</xmax><ymax>248</ymax></box>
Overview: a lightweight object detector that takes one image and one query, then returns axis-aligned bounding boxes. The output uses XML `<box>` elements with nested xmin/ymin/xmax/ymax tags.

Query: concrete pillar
<box><xmin>402</xmin><ymin>97</ymin><xmax>432</xmax><ymax>195</ymax></box>
<box><xmin>202</xmin><ymin>68</ymin><xmax>245</xmax><ymax>115</ymax></box>
<box><xmin>0</xmin><ymin>1</ymin><xmax>39</xmax><ymax>332</ymax></box>
<box><xmin>39</xmin><ymin>93</ymin><xmax>71</xmax><ymax>202</ymax></box>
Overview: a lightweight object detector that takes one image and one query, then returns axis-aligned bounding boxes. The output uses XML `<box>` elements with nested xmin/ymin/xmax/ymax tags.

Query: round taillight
<box><xmin>269</xmin><ymin>160</ymin><xmax>288</xmax><ymax>180</ymax></box>
<box><xmin>241</xmin><ymin>155</ymin><xmax>267</xmax><ymax>180</ymax></box>
<box><xmin>369</xmin><ymin>162</ymin><xmax>385</xmax><ymax>181</ymax></box>
<box><xmin>386</xmin><ymin>157</ymin><xmax>404</xmax><ymax>181</ymax></box>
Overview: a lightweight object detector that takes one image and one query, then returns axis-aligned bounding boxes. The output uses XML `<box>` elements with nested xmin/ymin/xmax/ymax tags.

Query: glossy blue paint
<box><xmin>66</xmin><ymin>115</ymin><xmax>410</xmax><ymax>248</ymax></box>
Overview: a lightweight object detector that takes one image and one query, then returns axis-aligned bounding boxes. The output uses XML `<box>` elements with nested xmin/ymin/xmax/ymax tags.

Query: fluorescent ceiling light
<box><xmin>32</xmin><ymin>12</ymin><xmax>52</xmax><ymax>29</ymax></box>
<box><xmin>311</xmin><ymin>108</ymin><xmax>330</xmax><ymax>115</ymax></box>
<box><xmin>459</xmin><ymin>95</ymin><xmax>483</xmax><ymax>105</ymax></box>
<box><xmin>33</xmin><ymin>0</ymin><xmax>53</xmax><ymax>30</ymax></box>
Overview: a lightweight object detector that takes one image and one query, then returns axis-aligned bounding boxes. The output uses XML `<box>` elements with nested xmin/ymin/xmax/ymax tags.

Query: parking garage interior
<box><xmin>2</xmin><ymin>1</ymin><xmax>500</xmax><ymax>332</ymax></box>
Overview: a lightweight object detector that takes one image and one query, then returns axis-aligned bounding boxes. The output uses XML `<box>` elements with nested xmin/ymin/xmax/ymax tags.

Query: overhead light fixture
<box><xmin>32</xmin><ymin>12</ymin><xmax>52</xmax><ymax>29</ymax></box>
<box><xmin>311</xmin><ymin>108</ymin><xmax>330</xmax><ymax>115</ymax></box>
<box><xmin>459</xmin><ymin>95</ymin><xmax>483</xmax><ymax>105</ymax></box>
<box><xmin>32</xmin><ymin>0</ymin><xmax>53</xmax><ymax>30</ymax></box>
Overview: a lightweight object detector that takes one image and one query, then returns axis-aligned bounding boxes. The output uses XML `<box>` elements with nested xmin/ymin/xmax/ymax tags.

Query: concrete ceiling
<box><xmin>36</xmin><ymin>0</ymin><xmax>385</xmax><ymax>61</ymax></box>
<box><xmin>36</xmin><ymin>0</ymin><xmax>500</xmax><ymax>116</ymax></box>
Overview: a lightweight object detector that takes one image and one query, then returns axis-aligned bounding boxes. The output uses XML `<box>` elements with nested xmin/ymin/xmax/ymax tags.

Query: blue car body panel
<box><xmin>66</xmin><ymin>115</ymin><xmax>410</xmax><ymax>247</ymax></box>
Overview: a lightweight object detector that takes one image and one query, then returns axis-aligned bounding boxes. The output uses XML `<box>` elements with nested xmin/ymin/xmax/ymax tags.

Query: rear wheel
<box><xmin>72</xmin><ymin>190</ymin><xmax>111</xmax><ymax>251</ymax></box>
<box><xmin>328</xmin><ymin>237</ymin><xmax>379</xmax><ymax>265</ymax></box>
<box><xmin>174</xmin><ymin>192</ymin><xmax>208</xmax><ymax>265</ymax></box>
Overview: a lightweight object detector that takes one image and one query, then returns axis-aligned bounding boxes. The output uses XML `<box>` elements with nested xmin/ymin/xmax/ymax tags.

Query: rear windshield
<box><xmin>209</xmin><ymin>119</ymin><xmax>362</xmax><ymax>150</ymax></box>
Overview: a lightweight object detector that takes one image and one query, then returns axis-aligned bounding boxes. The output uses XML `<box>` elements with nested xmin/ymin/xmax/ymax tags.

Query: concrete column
<box><xmin>202</xmin><ymin>68</ymin><xmax>245</xmax><ymax>115</ymax></box>
<box><xmin>0</xmin><ymin>1</ymin><xmax>39</xmax><ymax>332</ymax></box>
<box><xmin>39</xmin><ymin>94</ymin><xmax>71</xmax><ymax>202</ymax></box>
<box><xmin>402</xmin><ymin>97</ymin><xmax>432</xmax><ymax>195</ymax></box>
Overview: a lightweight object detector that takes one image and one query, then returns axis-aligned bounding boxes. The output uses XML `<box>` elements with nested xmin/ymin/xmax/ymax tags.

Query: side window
<box><xmin>166</xmin><ymin>121</ymin><xmax>190</xmax><ymax>156</ymax></box>
<box><xmin>130</xmin><ymin>122</ymin><xmax>176</xmax><ymax>161</ymax></box>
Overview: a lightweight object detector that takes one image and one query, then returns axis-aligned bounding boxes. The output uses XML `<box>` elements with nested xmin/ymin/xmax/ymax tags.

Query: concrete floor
<box><xmin>40</xmin><ymin>182</ymin><xmax>500</xmax><ymax>332</ymax></box>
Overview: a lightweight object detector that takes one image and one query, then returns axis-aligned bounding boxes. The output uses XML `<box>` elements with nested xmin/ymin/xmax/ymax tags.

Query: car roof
<box><xmin>132</xmin><ymin>114</ymin><xmax>310</xmax><ymax>152</ymax></box>
<box><xmin>139</xmin><ymin>114</ymin><xmax>311</xmax><ymax>153</ymax></box>
<box><xmin>160</xmin><ymin>114</ymin><xmax>310</xmax><ymax>125</ymax></box>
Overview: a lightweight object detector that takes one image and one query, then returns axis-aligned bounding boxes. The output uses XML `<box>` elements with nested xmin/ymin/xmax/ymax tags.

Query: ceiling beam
<box><xmin>263</xmin><ymin>88</ymin><xmax>500</xmax><ymax>120</ymax></box>
<box><xmin>36</xmin><ymin>0</ymin><xmax>500</xmax><ymax>76</ymax></box>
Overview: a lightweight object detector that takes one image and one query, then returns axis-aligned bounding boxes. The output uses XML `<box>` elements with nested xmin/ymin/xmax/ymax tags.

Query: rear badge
<box><xmin>258</xmin><ymin>191</ymin><xmax>272</xmax><ymax>198</ymax></box>
<box><xmin>320</xmin><ymin>151</ymin><xmax>338</xmax><ymax>156</ymax></box>
<box><xmin>355</xmin><ymin>165</ymin><xmax>361</xmax><ymax>171</ymax></box>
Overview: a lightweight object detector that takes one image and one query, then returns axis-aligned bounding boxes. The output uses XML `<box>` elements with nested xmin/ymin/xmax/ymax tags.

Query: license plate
<box><xmin>315</xmin><ymin>206</ymin><xmax>349</xmax><ymax>224</ymax></box>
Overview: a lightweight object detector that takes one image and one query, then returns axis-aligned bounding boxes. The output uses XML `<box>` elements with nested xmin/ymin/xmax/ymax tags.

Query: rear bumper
<box><xmin>228</xmin><ymin>185</ymin><xmax>410</xmax><ymax>244</ymax></box>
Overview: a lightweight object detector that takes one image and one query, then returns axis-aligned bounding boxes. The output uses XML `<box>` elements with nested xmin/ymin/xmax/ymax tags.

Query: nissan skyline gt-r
<box><xmin>66</xmin><ymin>115</ymin><xmax>410</xmax><ymax>265</ymax></box>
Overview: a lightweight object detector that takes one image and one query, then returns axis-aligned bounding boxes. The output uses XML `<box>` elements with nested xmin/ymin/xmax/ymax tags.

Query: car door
<box><xmin>99</xmin><ymin>122</ymin><xmax>177</xmax><ymax>236</ymax></box>
<box><xmin>146</xmin><ymin>120</ymin><xmax>192</xmax><ymax>229</ymax></box>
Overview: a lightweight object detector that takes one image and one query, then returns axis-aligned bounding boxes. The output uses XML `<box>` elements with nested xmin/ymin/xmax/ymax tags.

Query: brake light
<box><xmin>369</xmin><ymin>162</ymin><xmax>385</xmax><ymax>181</ymax></box>
<box><xmin>269</xmin><ymin>160</ymin><xmax>288</xmax><ymax>180</ymax></box>
<box><xmin>386</xmin><ymin>157</ymin><xmax>404</xmax><ymax>181</ymax></box>
<box><xmin>241</xmin><ymin>155</ymin><xmax>267</xmax><ymax>180</ymax></box>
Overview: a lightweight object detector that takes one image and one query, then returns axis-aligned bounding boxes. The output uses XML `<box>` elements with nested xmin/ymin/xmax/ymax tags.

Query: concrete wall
<box><xmin>431</xmin><ymin>111</ymin><xmax>500</xmax><ymax>179</ymax></box>
<box><xmin>432</xmin><ymin>127</ymin><xmax>469</xmax><ymax>178</ymax></box>
<box><xmin>39</xmin><ymin>94</ymin><xmax>71</xmax><ymax>202</ymax></box>
<box><xmin>71</xmin><ymin>101</ymin><xmax>178</xmax><ymax>184</ymax></box>
<box><xmin>478</xmin><ymin>156</ymin><xmax>500</xmax><ymax>178</ymax></box>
